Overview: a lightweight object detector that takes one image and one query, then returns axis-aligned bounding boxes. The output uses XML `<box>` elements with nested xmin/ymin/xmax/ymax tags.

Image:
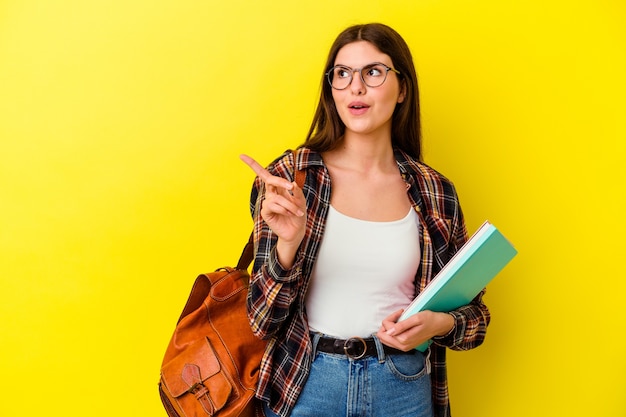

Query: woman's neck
<box><xmin>325</xmin><ymin>133</ymin><xmax>396</xmax><ymax>174</ymax></box>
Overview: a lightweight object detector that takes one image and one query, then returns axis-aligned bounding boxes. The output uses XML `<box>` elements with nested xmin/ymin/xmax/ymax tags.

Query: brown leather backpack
<box><xmin>158</xmin><ymin>238</ymin><xmax>266</xmax><ymax>417</ymax></box>
<box><xmin>159</xmin><ymin>152</ymin><xmax>305</xmax><ymax>417</ymax></box>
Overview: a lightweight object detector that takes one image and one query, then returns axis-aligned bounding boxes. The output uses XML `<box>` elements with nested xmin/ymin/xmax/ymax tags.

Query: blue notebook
<box><xmin>399</xmin><ymin>221</ymin><xmax>517</xmax><ymax>351</ymax></box>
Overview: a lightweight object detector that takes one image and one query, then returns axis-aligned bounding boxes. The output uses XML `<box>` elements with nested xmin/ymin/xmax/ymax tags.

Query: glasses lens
<box><xmin>329</xmin><ymin>66</ymin><xmax>351</xmax><ymax>90</ymax></box>
<box><xmin>329</xmin><ymin>66</ymin><xmax>352</xmax><ymax>90</ymax></box>
<box><xmin>361</xmin><ymin>64</ymin><xmax>388</xmax><ymax>88</ymax></box>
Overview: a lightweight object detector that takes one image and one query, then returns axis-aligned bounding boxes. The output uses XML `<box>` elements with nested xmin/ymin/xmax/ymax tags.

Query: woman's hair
<box><xmin>303</xmin><ymin>23</ymin><xmax>422</xmax><ymax>160</ymax></box>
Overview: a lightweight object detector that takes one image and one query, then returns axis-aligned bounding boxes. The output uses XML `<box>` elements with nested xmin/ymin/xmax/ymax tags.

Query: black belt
<box><xmin>315</xmin><ymin>335</ymin><xmax>413</xmax><ymax>360</ymax></box>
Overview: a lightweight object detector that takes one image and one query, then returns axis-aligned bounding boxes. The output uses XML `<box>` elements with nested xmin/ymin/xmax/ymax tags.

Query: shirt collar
<box><xmin>393</xmin><ymin>147</ymin><xmax>421</xmax><ymax>176</ymax></box>
<box><xmin>293</xmin><ymin>147</ymin><xmax>326</xmax><ymax>171</ymax></box>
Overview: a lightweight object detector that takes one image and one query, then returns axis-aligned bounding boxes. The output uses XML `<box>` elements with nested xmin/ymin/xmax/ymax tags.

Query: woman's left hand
<box><xmin>376</xmin><ymin>309</ymin><xmax>455</xmax><ymax>351</ymax></box>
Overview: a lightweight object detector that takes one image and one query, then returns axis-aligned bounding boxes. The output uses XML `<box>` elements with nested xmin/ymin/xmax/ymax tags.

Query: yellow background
<box><xmin>1</xmin><ymin>0</ymin><xmax>624</xmax><ymax>416</ymax></box>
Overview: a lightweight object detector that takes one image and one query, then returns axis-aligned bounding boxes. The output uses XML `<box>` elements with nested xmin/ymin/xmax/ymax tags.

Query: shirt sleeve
<box><xmin>432</xmin><ymin>200</ymin><xmax>491</xmax><ymax>350</ymax></box>
<box><xmin>246</xmin><ymin>156</ymin><xmax>305</xmax><ymax>340</ymax></box>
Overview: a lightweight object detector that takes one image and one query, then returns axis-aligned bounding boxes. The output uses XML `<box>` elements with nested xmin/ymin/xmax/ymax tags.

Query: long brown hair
<box><xmin>303</xmin><ymin>23</ymin><xmax>422</xmax><ymax>160</ymax></box>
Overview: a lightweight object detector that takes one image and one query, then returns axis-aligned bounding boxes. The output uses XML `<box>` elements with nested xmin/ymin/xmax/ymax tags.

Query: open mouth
<box><xmin>349</xmin><ymin>102</ymin><xmax>369</xmax><ymax>110</ymax></box>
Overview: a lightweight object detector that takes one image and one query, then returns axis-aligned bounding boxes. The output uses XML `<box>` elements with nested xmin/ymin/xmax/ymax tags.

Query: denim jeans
<box><xmin>263</xmin><ymin>333</ymin><xmax>433</xmax><ymax>417</ymax></box>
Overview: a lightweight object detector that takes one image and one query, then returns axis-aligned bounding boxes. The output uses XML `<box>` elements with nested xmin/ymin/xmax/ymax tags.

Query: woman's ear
<box><xmin>397</xmin><ymin>80</ymin><xmax>407</xmax><ymax>104</ymax></box>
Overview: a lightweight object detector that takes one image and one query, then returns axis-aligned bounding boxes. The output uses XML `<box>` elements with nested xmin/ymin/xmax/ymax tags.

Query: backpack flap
<box><xmin>161</xmin><ymin>337</ymin><xmax>232</xmax><ymax>416</ymax></box>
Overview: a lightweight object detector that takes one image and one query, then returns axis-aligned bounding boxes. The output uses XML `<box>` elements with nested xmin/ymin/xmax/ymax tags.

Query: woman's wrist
<box><xmin>434</xmin><ymin>312</ymin><xmax>455</xmax><ymax>337</ymax></box>
<box><xmin>276</xmin><ymin>239</ymin><xmax>301</xmax><ymax>269</ymax></box>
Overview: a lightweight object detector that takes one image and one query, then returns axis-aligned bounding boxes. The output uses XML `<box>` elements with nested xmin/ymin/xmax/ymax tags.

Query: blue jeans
<box><xmin>264</xmin><ymin>333</ymin><xmax>433</xmax><ymax>417</ymax></box>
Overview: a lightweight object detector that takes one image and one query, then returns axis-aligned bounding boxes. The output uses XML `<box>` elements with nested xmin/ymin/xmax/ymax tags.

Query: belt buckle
<box><xmin>343</xmin><ymin>336</ymin><xmax>367</xmax><ymax>360</ymax></box>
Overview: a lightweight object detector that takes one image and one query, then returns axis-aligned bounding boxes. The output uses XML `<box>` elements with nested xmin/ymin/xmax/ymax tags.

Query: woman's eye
<box><xmin>366</xmin><ymin>66</ymin><xmax>384</xmax><ymax>77</ymax></box>
<box><xmin>336</xmin><ymin>68</ymin><xmax>350</xmax><ymax>78</ymax></box>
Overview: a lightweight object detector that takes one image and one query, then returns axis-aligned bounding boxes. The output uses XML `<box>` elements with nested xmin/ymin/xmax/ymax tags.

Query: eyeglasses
<box><xmin>326</xmin><ymin>62</ymin><xmax>401</xmax><ymax>90</ymax></box>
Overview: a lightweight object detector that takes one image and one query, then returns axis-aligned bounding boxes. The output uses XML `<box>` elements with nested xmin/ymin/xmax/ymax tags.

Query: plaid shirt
<box><xmin>247</xmin><ymin>147</ymin><xmax>490</xmax><ymax>417</ymax></box>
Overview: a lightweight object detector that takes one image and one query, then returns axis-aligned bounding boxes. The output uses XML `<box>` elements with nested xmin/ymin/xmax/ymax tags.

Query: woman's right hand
<box><xmin>240</xmin><ymin>154</ymin><xmax>307</xmax><ymax>268</ymax></box>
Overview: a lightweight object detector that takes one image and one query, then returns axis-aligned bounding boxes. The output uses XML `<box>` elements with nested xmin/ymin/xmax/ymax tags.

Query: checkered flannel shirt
<box><xmin>247</xmin><ymin>147</ymin><xmax>490</xmax><ymax>417</ymax></box>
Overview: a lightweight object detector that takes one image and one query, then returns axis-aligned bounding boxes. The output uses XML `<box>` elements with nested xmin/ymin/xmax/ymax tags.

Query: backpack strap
<box><xmin>236</xmin><ymin>150</ymin><xmax>306</xmax><ymax>270</ymax></box>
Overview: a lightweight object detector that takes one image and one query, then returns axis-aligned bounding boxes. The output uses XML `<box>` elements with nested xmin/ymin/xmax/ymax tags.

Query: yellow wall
<box><xmin>1</xmin><ymin>1</ymin><xmax>624</xmax><ymax>416</ymax></box>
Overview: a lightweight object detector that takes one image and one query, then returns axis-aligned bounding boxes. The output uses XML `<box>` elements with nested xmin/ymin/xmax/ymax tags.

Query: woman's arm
<box><xmin>241</xmin><ymin>154</ymin><xmax>307</xmax><ymax>340</ymax></box>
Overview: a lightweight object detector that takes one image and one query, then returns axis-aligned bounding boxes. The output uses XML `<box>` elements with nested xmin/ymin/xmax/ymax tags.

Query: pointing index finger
<box><xmin>239</xmin><ymin>154</ymin><xmax>268</xmax><ymax>179</ymax></box>
<box><xmin>239</xmin><ymin>154</ymin><xmax>294</xmax><ymax>190</ymax></box>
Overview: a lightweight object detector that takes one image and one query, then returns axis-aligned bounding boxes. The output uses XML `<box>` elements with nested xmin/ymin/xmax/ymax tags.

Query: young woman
<box><xmin>240</xmin><ymin>23</ymin><xmax>490</xmax><ymax>417</ymax></box>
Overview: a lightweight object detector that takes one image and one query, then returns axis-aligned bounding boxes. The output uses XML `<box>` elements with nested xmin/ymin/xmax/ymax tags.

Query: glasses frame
<box><xmin>325</xmin><ymin>62</ymin><xmax>401</xmax><ymax>90</ymax></box>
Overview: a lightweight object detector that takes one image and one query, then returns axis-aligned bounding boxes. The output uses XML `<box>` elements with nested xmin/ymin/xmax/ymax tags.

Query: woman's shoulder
<box><xmin>395</xmin><ymin>150</ymin><xmax>462</xmax><ymax>223</ymax></box>
<box><xmin>394</xmin><ymin>148</ymin><xmax>455</xmax><ymax>189</ymax></box>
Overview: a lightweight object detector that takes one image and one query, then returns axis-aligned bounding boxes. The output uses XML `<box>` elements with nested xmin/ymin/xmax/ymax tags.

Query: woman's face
<box><xmin>331</xmin><ymin>41</ymin><xmax>405</xmax><ymax>139</ymax></box>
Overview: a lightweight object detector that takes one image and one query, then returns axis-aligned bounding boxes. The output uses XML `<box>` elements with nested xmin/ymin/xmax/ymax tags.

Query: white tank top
<box><xmin>305</xmin><ymin>205</ymin><xmax>421</xmax><ymax>338</ymax></box>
